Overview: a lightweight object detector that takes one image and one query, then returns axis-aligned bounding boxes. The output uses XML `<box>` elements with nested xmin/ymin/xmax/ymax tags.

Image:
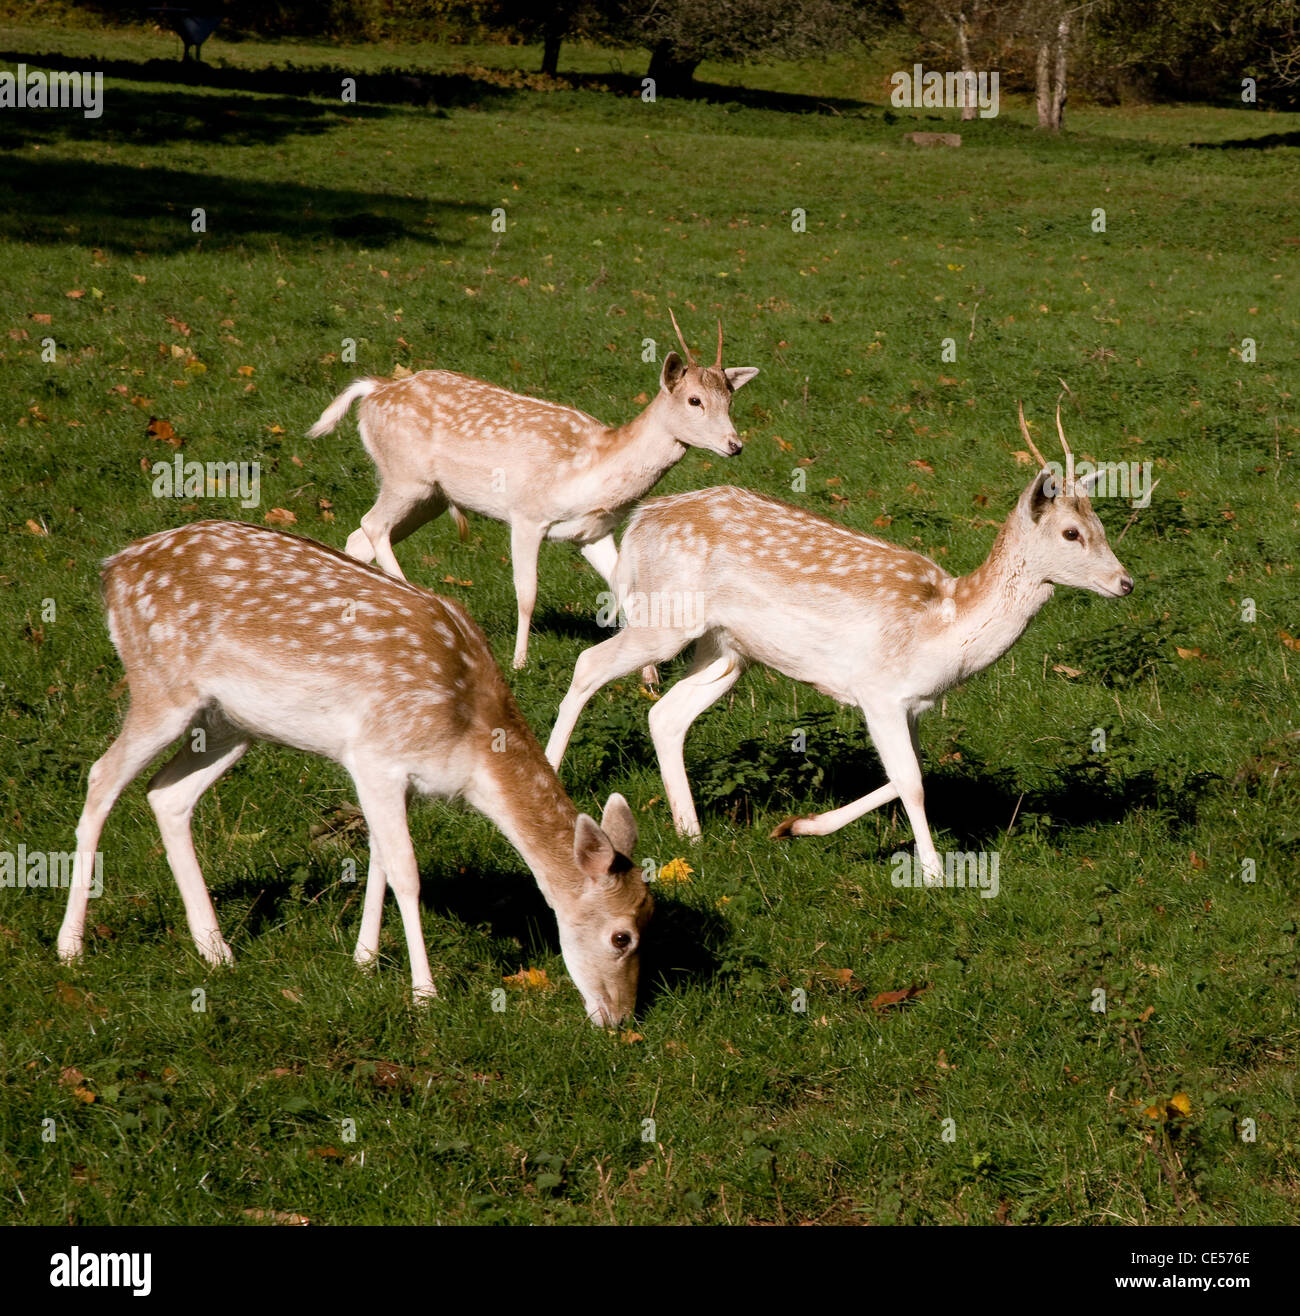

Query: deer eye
<box><xmin>1063</xmin><ymin>528</ymin><xmax>1080</xmax><ymax>542</ymax></box>
<box><xmin>611</xmin><ymin>931</ymin><xmax>632</xmax><ymax>951</ymax></box>
<box><xmin>688</xmin><ymin>396</ymin><xmax>702</xmax><ymax>407</ymax></box>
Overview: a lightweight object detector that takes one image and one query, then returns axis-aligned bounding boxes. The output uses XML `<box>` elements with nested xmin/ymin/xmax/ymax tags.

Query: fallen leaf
<box><xmin>242</xmin><ymin>1209</ymin><xmax>309</xmax><ymax>1226</ymax></box>
<box><xmin>146</xmin><ymin>417</ymin><xmax>180</xmax><ymax>447</ymax></box>
<box><xmin>237</xmin><ymin>365</ymin><xmax>255</xmax><ymax>377</ymax></box>
<box><xmin>65</xmin><ymin>289</ymin><xmax>85</xmax><ymax>299</ymax></box>
<box><xmin>30</xmin><ymin>312</ymin><xmax>52</xmax><ymax>324</ymax></box>
<box><xmin>440</xmin><ymin>575</ymin><xmax>473</xmax><ymax>587</ymax></box>
<box><xmin>1012</xmin><ymin>450</ymin><xmax>1033</xmax><ymax>465</ymax></box>
<box><xmin>873</xmin><ymin>515</ymin><xmax>892</xmax><ymax>528</ymax></box>
<box><xmin>870</xmin><ymin>984</ymin><xmax>929</xmax><ymax>1013</ymax></box>
<box><xmin>1175</xmin><ymin>646</ymin><xmax>1205</xmax><ymax>660</ymax></box>
<box><xmin>1189</xmin><ymin>851</ymin><xmax>1206</xmax><ymax>870</ymax></box>
<box><xmin>1052</xmin><ymin>663</ymin><xmax>1083</xmax><ymax>678</ymax></box>
<box><xmin>391</xmin><ymin>363</ymin><xmax>412</xmax><ymax>378</ymax></box>
<box><xmin>1278</xmin><ymin>630</ymin><xmax>1300</xmax><ymax>652</ymax></box>
<box><xmin>265</xmin><ymin>508</ymin><xmax>297</xmax><ymax>525</ymax></box>
<box><xmin>503</xmin><ymin>966</ymin><xmax>550</xmax><ymax>989</ymax></box>
<box><xmin>909</xmin><ymin>459</ymin><xmax>935</xmax><ymax>474</ymax></box>
<box><xmin>281</xmin><ymin>987</ymin><xmax>303</xmax><ymax>1003</ymax></box>
<box><xmin>620</xmin><ymin>1030</ymin><xmax>644</xmax><ymax>1044</ymax></box>
<box><xmin>24</xmin><ymin>519</ymin><xmax>48</xmax><ymax>536</ymax></box>
<box><xmin>307</xmin><ymin>1146</ymin><xmax>342</xmax><ymax>1160</ymax></box>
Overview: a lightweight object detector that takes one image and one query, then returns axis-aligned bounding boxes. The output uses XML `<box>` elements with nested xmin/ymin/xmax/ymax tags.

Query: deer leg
<box><xmin>509</xmin><ymin>521</ymin><xmax>547</xmax><ymax>669</ymax></box>
<box><xmin>579</xmin><ymin>534</ymin><xmax>618</xmax><ymax>584</ymax></box>
<box><xmin>579</xmin><ymin>535</ymin><xmax>659</xmax><ymax>686</ymax></box>
<box><xmin>145</xmin><ymin>725</ymin><xmax>251</xmax><ymax>966</ymax></box>
<box><xmin>353</xmin><ymin>838</ymin><xmax>388</xmax><ymax>970</ymax></box>
<box><xmin>772</xmin><ymin>709</ymin><xmax>938</xmax><ymax>884</ymax></box>
<box><xmin>351</xmin><ymin>484</ymin><xmax>446</xmax><ymax>580</ymax></box>
<box><xmin>58</xmin><ymin>700</ymin><xmax>197</xmax><ymax>962</ymax></box>
<box><xmin>545</xmin><ymin>624</ymin><xmax>691</xmax><ymax>769</ymax></box>
<box><xmin>862</xmin><ymin>706</ymin><xmax>942</xmax><ymax>882</ymax></box>
<box><xmin>647</xmin><ymin>641</ymin><xmax>744</xmax><ymax>840</ymax></box>
<box><xmin>350</xmin><ymin>769</ymin><xmax>434</xmax><ymax>1002</ymax></box>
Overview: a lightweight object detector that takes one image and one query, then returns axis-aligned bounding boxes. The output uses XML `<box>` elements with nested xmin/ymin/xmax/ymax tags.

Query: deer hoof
<box><xmin>770</xmin><ymin>815</ymin><xmax>812</xmax><ymax>839</ymax></box>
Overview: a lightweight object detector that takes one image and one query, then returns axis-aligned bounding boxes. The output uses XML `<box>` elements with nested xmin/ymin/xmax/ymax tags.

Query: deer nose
<box><xmin>1119</xmin><ymin>576</ymin><xmax>1134</xmax><ymax>595</ymax></box>
<box><xmin>726</xmin><ymin>439</ymin><xmax>743</xmax><ymax>456</ymax></box>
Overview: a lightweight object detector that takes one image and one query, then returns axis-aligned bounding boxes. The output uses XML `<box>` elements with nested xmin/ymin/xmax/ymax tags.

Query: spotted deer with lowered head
<box><xmin>57</xmin><ymin>521</ymin><xmax>651</xmax><ymax>1025</ymax></box>
<box><xmin>545</xmin><ymin>405</ymin><xmax>1134</xmax><ymax>882</ymax></box>
<box><xmin>308</xmin><ymin>313</ymin><xmax>759</xmax><ymax>669</ymax></box>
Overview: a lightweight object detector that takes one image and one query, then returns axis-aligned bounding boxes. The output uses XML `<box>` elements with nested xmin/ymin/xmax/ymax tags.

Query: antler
<box><xmin>1017</xmin><ymin>400</ymin><xmax>1050</xmax><ymax>470</ymax></box>
<box><xmin>668</xmin><ymin>308</ymin><xmax>696</xmax><ymax>365</ymax></box>
<box><xmin>714</xmin><ymin>318</ymin><xmax>723</xmax><ymax>370</ymax></box>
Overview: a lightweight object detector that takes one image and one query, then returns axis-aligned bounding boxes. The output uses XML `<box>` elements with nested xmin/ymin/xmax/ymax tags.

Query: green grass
<box><xmin>0</xmin><ymin>22</ymin><xmax>1297</xmax><ymax>1225</ymax></box>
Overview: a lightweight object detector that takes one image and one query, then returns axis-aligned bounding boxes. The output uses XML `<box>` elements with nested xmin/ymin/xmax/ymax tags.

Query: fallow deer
<box><xmin>307</xmin><ymin>313</ymin><xmax>759</xmax><ymax>668</ymax></box>
<box><xmin>545</xmin><ymin>406</ymin><xmax>1134</xmax><ymax>881</ymax></box>
<box><xmin>57</xmin><ymin>521</ymin><xmax>652</xmax><ymax>1024</ymax></box>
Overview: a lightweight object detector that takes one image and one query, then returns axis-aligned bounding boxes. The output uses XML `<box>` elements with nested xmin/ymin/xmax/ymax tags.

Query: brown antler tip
<box><xmin>667</xmin><ymin>307</ymin><xmax>695</xmax><ymax>365</ymax></box>
<box><xmin>1017</xmin><ymin>400</ymin><xmax>1049</xmax><ymax>471</ymax></box>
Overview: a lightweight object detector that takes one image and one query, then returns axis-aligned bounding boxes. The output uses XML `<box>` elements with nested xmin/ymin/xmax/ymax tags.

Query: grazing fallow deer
<box><xmin>545</xmin><ymin>406</ymin><xmax>1134</xmax><ymax>880</ymax></box>
<box><xmin>57</xmin><ymin>521</ymin><xmax>651</xmax><ymax>1025</ymax></box>
<box><xmin>308</xmin><ymin>313</ymin><xmax>759</xmax><ymax>668</ymax></box>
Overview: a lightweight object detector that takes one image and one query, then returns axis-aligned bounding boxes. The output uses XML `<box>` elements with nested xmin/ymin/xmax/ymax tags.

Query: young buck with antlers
<box><xmin>308</xmin><ymin>313</ymin><xmax>759</xmax><ymax>669</ymax></box>
<box><xmin>545</xmin><ymin>406</ymin><xmax>1134</xmax><ymax>880</ymax></box>
<box><xmin>57</xmin><ymin>521</ymin><xmax>651</xmax><ymax>1025</ymax></box>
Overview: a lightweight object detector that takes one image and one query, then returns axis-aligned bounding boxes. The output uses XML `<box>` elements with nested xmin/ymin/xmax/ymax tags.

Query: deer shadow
<box><xmin>208</xmin><ymin>849</ymin><xmax>728</xmax><ymax>1012</ymax></box>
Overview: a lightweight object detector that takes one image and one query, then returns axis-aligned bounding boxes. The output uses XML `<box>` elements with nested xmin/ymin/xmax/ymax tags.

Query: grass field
<box><xmin>0</xmin><ymin>21</ymin><xmax>1297</xmax><ymax>1226</ymax></box>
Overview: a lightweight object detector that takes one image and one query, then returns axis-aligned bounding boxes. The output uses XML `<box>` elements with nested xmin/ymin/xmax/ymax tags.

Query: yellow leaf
<box><xmin>237</xmin><ymin>365</ymin><xmax>255</xmax><ymax>377</ymax></box>
<box><xmin>503</xmin><ymin>966</ymin><xmax>549</xmax><ymax>989</ymax></box>
<box><xmin>1175</xmin><ymin>646</ymin><xmax>1205</xmax><ymax>660</ymax></box>
<box><xmin>657</xmin><ymin>858</ymin><xmax>694</xmax><ymax>885</ymax></box>
<box><xmin>264</xmin><ymin>508</ymin><xmax>297</xmax><ymax>525</ymax></box>
<box><xmin>24</xmin><ymin>519</ymin><xmax>48</xmax><ymax>536</ymax></box>
<box><xmin>1169</xmin><ymin>1091</ymin><xmax>1192</xmax><ymax>1117</ymax></box>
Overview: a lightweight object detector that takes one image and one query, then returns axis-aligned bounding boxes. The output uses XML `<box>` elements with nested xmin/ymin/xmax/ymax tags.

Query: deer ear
<box><xmin>599</xmin><ymin>792</ymin><xmax>638</xmax><ymax>859</ymax></box>
<box><xmin>574</xmin><ymin>813</ymin><xmax>617</xmax><ymax>881</ymax></box>
<box><xmin>1019</xmin><ymin>467</ymin><xmax>1057</xmax><ymax>524</ymax></box>
<box><xmin>724</xmin><ymin>366</ymin><xmax>759</xmax><ymax>392</ymax></box>
<box><xmin>660</xmin><ymin>351</ymin><xmax>687</xmax><ymax>393</ymax></box>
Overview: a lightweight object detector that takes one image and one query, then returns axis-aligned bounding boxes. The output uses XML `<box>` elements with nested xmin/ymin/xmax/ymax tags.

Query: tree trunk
<box><xmin>1035</xmin><ymin>32</ymin><xmax>1052</xmax><ymax>128</ymax></box>
<box><xmin>957</xmin><ymin>12</ymin><xmax>976</xmax><ymax>121</ymax></box>
<box><xmin>1051</xmin><ymin>14</ymin><xmax>1070</xmax><ymax>130</ymax></box>
<box><xmin>541</xmin><ymin>32</ymin><xmax>561</xmax><ymax>78</ymax></box>
<box><xmin>647</xmin><ymin>40</ymin><xmax>701</xmax><ymax>95</ymax></box>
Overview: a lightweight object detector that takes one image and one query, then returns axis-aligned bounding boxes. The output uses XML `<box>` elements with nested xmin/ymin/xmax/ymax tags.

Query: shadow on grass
<box><xmin>0</xmin><ymin>148</ymin><xmax>476</xmax><ymax>254</ymax></box>
<box><xmin>217</xmin><ymin>853</ymin><xmax>729</xmax><ymax>1015</ymax></box>
<box><xmin>1189</xmin><ymin>131</ymin><xmax>1300</xmax><ymax>150</ymax></box>
<box><xmin>0</xmin><ymin>45</ymin><xmax>880</xmax><ymax>118</ymax></box>
<box><xmin>570</xmin><ymin>707</ymin><xmax>1218</xmax><ymax>845</ymax></box>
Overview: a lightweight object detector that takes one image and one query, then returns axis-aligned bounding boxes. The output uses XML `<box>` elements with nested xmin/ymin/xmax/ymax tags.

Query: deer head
<box><xmin>1015</xmin><ymin>401</ymin><xmax>1134</xmax><ymax>598</ymax></box>
<box><xmin>553</xmin><ymin>794</ymin><xmax>652</xmax><ymax>1026</ymax></box>
<box><xmin>656</xmin><ymin>309</ymin><xmax>759</xmax><ymax>458</ymax></box>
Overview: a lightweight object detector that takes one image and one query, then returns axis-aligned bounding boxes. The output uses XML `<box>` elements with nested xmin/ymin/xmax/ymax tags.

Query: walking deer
<box><xmin>545</xmin><ymin>406</ymin><xmax>1134</xmax><ymax>881</ymax></box>
<box><xmin>57</xmin><ymin>521</ymin><xmax>651</xmax><ymax>1025</ymax></box>
<box><xmin>308</xmin><ymin>313</ymin><xmax>759</xmax><ymax>669</ymax></box>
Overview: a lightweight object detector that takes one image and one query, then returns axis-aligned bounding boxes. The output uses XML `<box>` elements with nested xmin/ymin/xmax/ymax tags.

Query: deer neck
<box><xmin>947</xmin><ymin>519</ymin><xmax>1055</xmax><ymax>677</ymax></box>
<box><xmin>594</xmin><ymin>393</ymin><xmax>686</xmax><ymax>495</ymax></box>
<box><xmin>461</xmin><ymin>704</ymin><xmax>582</xmax><ymax>913</ymax></box>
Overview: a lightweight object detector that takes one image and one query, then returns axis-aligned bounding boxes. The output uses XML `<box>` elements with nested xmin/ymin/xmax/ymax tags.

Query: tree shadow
<box><xmin>0</xmin><ymin>43</ymin><xmax>882</xmax><ymax>120</ymax></box>
<box><xmin>0</xmin><ymin>47</ymin><xmax>529</xmax><ymax>111</ymax></box>
<box><xmin>0</xmin><ymin>142</ymin><xmax>475</xmax><ymax>253</ymax></box>
<box><xmin>1189</xmin><ymin>131</ymin><xmax>1300</xmax><ymax>150</ymax></box>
